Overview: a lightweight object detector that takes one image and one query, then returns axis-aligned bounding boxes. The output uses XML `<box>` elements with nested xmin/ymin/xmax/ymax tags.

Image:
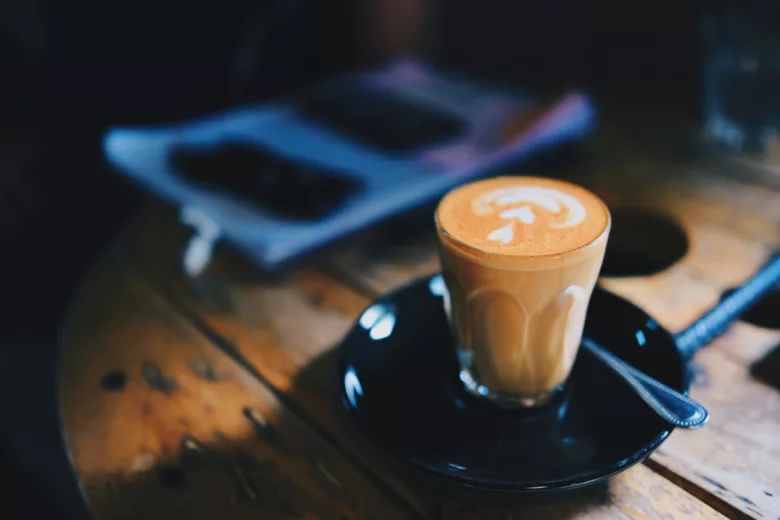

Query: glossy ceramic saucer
<box><xmin>336</xmin><ymin>275</ymin><xmax>689</xmax><ymax>491</ymax></box>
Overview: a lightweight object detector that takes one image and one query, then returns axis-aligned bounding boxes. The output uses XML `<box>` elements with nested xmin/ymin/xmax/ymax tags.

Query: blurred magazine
<box><xmin>103</xmin><ymin>58</ymin><xmax>597</xmax><ymax>273</ymax></box>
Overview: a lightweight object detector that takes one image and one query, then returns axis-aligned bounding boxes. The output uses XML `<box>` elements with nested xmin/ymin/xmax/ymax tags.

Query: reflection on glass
<box><xmin>459</xmin><ymin>369</ymin><xmax>488</xmax><ymax>396</ymax></box>
<box><xmin>635</xmin><ymin>330</ymin><xmax>647</xmax><ymax>347</ymax></box>
<box><xmin>428</xmin><ymin>275</ymin><xmax>446</xmax><ymax>297</ymax></box>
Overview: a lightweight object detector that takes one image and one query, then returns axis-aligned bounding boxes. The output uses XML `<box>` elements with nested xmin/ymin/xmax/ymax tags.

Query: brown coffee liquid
<box><xmin>436</xmin><ymin>176</ymin><xmax>610</xmax><ymax>399</ymax></box>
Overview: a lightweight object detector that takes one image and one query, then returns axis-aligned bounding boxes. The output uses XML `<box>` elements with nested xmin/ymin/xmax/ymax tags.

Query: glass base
<box><xmin>458</xmin><ymin>367</ymin><xmax>563</xmax><ymax>409</ymax></box>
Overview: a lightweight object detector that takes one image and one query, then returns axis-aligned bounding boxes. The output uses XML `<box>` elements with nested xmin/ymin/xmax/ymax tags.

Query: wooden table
<box><xmin>60</xmin><ymin>116</ymin><xmax>780</xmax><ymax>519</ymax></box>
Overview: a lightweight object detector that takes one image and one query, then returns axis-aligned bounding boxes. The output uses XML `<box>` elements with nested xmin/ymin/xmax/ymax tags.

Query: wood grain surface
<box><xmin>63</xmin><ymin>203</ymin><xmax>718</xmax><ymax>520</ymax></box>
<box><xmin>60</xmin><ymin>250</ymin><xmax>415</xmax><ymax>519</ymax></box>
<box><xmin>58</xmin><ymin>121</ymin><xmax>780</xmax><ymax>519</ymax></box>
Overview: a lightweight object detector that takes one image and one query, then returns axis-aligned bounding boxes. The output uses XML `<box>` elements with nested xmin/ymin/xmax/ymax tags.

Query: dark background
<box><xmin>0</xmin><ymin>0</ymin><xmax>710</xmax><ymax>518</ymax></box>
<box><xmin>1</xmin><ymin>0</ymin><xmax>707</xmax><ymax>324</ymax></box>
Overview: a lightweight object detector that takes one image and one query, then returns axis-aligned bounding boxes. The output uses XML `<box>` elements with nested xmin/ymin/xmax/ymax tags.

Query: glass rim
<box><xmin>434</xmin><ymin>196</ymin><xmax>612</xmax><ymax>263</ymax></box>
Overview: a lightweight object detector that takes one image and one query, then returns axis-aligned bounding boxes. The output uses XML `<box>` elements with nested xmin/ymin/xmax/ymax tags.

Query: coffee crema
<box><xmin>436</xmin><ymin>176</ymin><xmax>609</xmax><ymax>258</ymax></box>
<box><xmin>435</xmin><ymin>176</ymin><xmax>611</xmax><ymax>405</ymax></box>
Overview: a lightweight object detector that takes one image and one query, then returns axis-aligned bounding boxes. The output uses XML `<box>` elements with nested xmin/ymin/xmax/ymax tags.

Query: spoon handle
<box><xmin>582</xmin><ymin>339</ymin><xmax>710</xmax><ymax>429</ymax></box>
<box><xmin>675</xmin><ymin>251</ymin><xmax>780</xmax><ymax>358</ymax></box>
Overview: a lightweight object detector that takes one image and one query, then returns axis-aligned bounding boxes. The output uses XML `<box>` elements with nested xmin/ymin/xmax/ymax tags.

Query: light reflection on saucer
<box><xmin>344</xmin><ymin>365</ymin><xmax>363</xmax><ymax>408</ymax></box>
<box><xmin>359</xmin><ymin>303</ymin><xmax>391</xmax><ymax>329</ymax></box>
<box><xmin>369</xmin><ymin>313</ymin><xmax>396</xmax><ymax>341</ymax></box>
<box><xmin>358</xmin><ymin>302</ymin><xmax>398</xmax><ymax>341</ymax></box>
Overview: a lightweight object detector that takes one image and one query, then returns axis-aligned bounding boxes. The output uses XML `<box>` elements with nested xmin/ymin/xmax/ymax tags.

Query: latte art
<box><xmin>436</xmin><ymin>176</ymin><xmax>608</xmax><ymax>257</ymax></box>
<box><xmin>472</xmin><ymin>186</ymin><xmax>587</xmax><ymax>245</ymax></box>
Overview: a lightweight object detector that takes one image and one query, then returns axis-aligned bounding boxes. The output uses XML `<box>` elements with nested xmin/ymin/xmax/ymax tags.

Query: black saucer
<box><xmin>336</xmin><ymin>275</ymin><xmax>689</xmax><ymax>491</ymax></box>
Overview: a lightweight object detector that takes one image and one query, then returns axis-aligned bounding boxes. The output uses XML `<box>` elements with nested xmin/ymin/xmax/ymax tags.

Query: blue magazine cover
<box><xmin>103</xmin><ymin>59</ymin><xmax>597</xmax><ymax>273</ymax></box>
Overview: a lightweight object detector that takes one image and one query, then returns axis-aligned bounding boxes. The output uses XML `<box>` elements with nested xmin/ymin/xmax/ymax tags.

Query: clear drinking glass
<box><xmin>434</xmin><ymin>177</ymin><xmax>611</xmax><ymax>407</ymax></box>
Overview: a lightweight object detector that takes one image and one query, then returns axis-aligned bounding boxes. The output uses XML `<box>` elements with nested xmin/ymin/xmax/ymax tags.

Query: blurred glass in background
<box><xmin>701</xmin><ymin>2</ymin><xmax>780</xmax><ymax>155</ymax></box>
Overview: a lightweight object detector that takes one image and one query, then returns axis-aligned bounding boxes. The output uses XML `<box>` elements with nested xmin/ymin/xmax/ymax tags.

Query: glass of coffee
<box><xmin>435</xmin><ymin>176</ymin><xmax>611</xmax><ymax>407</ymax></box>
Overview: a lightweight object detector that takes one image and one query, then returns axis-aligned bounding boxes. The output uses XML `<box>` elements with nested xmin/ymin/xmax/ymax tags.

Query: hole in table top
<box><xmin>722</xmin><ymin>287</ymin><xmax>780</xmax><ymax>330</ymax></box>
<box><xmin>158</xmin><ymin>466</ymin><xmax>186</xmax><ymax>489</ymax></box>
<box><xmin>99</xmin><ymin>370</ymin><xmax>126</xmax><ymax>391</ymax></box>
<box><xmin>600</xmin><ymin>208</ymin><xmax>688</xmax><ymax>277</ymax></box>
<box><xmin>751</xmin><ymin>342</ymin><xmax>780</xmax><ymax>390</ymax></box>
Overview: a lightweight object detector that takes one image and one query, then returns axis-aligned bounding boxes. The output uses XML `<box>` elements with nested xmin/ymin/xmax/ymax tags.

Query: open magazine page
<box><xmin>103</xmin><ymin>59</ymin><xmax>597</xmax><ymax>272</ymax></box>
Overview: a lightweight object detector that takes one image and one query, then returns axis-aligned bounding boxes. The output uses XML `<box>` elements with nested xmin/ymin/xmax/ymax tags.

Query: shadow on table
<box><xmin>284</xmin><ymin>348</ymin><xmax>613</xmax><ymax>519</ymax></box>
<box><xmin>751</xmin><ymin>341</ymin><xmax>780</xmax><ymax>392</ymax></box>
<box><xmin>0</xmin><ymin>333</ymin><xmax>92</xmax><ymax>520</ymax></box>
